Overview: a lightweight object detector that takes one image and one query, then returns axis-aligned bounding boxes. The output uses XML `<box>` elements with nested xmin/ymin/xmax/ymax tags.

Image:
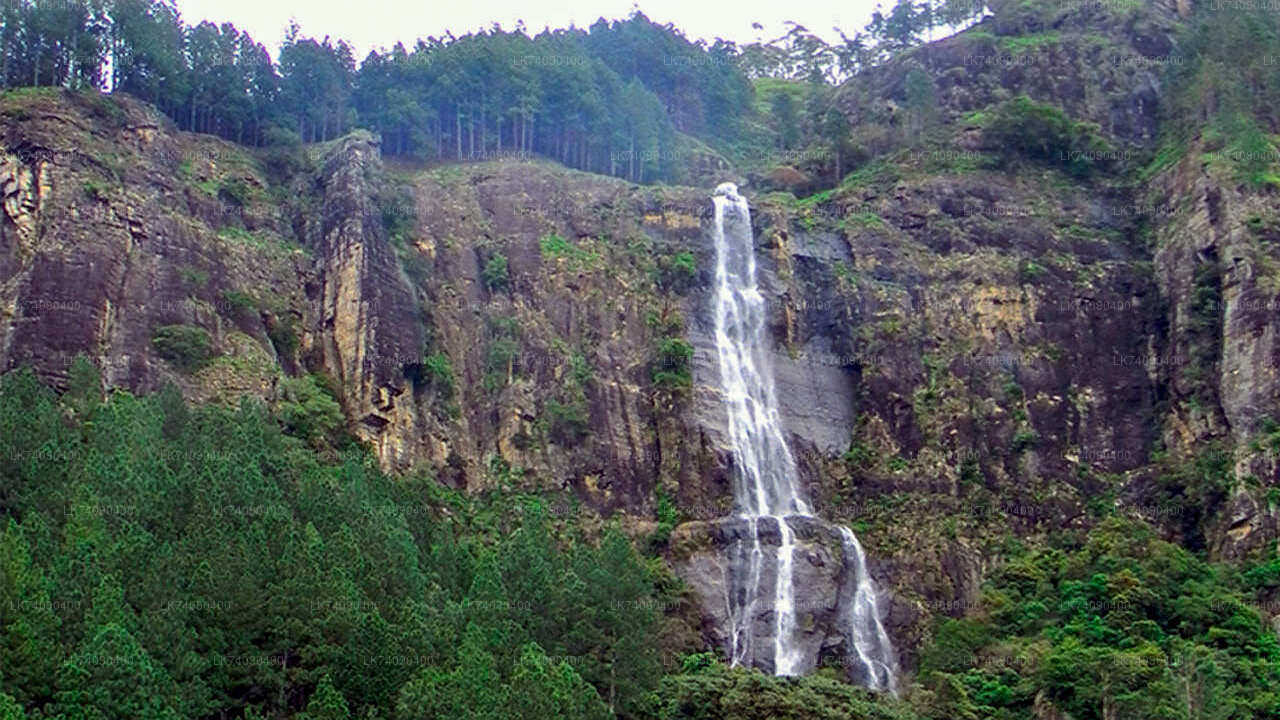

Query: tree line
<box><xmin>0</xmin><ymin>3</ymin><xmax>756</xmax><ymax>182</ymax></box>
<box><xmin>0</xmin><ymin>1</ymin><xmax>986</xmax><ymax>183</ymax></box>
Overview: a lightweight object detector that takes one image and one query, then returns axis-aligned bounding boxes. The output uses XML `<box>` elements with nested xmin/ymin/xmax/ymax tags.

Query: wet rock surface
<box><xmin>670</xmin><ymin>516</ymin><xmax>871</xmax><ymax>676</ymax></box>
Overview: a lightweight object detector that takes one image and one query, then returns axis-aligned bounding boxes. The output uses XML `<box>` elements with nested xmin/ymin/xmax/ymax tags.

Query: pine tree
<box><xmin>51</xmin><ymin>623</ymin><xmax>182</xmax><ymax>720</ymax></box>
<box><xmin>507</xmin><ymin>643</ymin><xmax>610</xmax><ymax>720</ymax></box>
<box><xmin>0</xmin><ymin>521</ymin><xmax>62</xmax><ymax>706</ymax></box>
<box><xmin>299</xmin><ymin>674</ymin><xmax>351</xmax><ymax>720</ymax></box>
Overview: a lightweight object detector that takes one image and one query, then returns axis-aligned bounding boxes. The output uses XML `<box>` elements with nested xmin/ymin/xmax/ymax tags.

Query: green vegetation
<box><xmin>0</xmin><ymin>368</ymin><xmax>667</xmax><ymax>719</ymax></box>
<box><xmin>1154</xmin><ymin>2</ymin><xmax>1280</xmax><ymax>187</ymax></box>
<box><xmin>649</xmin><ymin>658</ymin><xmax>919</xmax><ymax>720</ymax></box>
<box><xmin>1183</xmin><ymin>261</ymin><xmax>1223</xmax><ymax>405</ymax></box>
<box><xmin>178</xmin><ymin>265</ymin><xmax>210</xmax><ymax>289</ymax></box>
<box><xmin>150</xmin><ymin>324</ymin><xmax>216</xmax><ymax>372</ymax></box>
<box><xmin>540</xmin><ymin>233</ymin><xmax>600</xmax><ymax>272</ymax></box>
<box><xmin>652</xmin><ymin>250</ymin><xmax>698</xmax><ymax>294</ymax></box>
<box><xmin>484</xmin><ymin>316</ymin><xmax>522</xmax><ymax>391</ymax></box>
<box><xmin>1148</xmin><ymin>444</ymin><xmax>1232</xmax><ymax>551</ymax></box>
<box><xmin>544</xmin><ymin>397</ymin><xmax>590</xmax><ymax>446</ymax></box>
<box><xmin>276</xmin><ymin>374</ymin><xmax>345</xmax><ymax>442</ymax></box>
<box><xmin>651</xmin><ymin>337</ymin><xmax>694</xmax><ymax>394</ymax></box>
<box><xmin>1000</xmin><ymin>32</ymin><xmax>1060</xmax><ymax>55</ymax></box>
<box><xmin>847</xmin><ymin>211</ymin><xmax>886</xmax><ymax>229</ymax></box>
<box><xmin>266</xmin><ymin>316</ymin><xmax>300</xmax><ymax>359</ymax></box>
<box><xmin>983</xmin><ymin>96</ymin><xmax>1113</xmax><ymax>178</ymax></box>
<box><xmin>421</xmin><ymin>351</ymin><xmax>455</xmax><ymax>397</ymax></box>
<box><xmin>81</xmin><ymin>178</ymin><xmax>110</xmax><ymax>201</ymax></box>
<box><xmin>379</xmin><ymin>183</ymin><xmax>417</xmax><ymax>248</ymax></box>
<box><xmin>483</xmin><ymin>253</ymin><xmax>510</xmax><ymax>292</ymax></box>
<box><xmin>1251</xmin><ymin>417</ymin><xmax>1280</xmax><ymax>457</ymax></box>
<box><xmin>917</xmin><ymin>518</ymin><xmax>1280</xmax><ymax>720</ymax></box>
<box><xmin>1018</xmin><ymin>260</ymin><xmax>1047</xmax><ymax>283</ymax></box>
<box><xmin>218</xmin><ymin>177</ymin><xmax>253</xmax><ymax>205</ymax></box>
<box><xmin>1010</xmin><ymin>429</ymin><xmax>1040</xmax><ymax>454</ymax></box>
<box><xmin>220</xmin><ymin>289</ymin><xmax>257</xmax><ymax>318</ymax></box>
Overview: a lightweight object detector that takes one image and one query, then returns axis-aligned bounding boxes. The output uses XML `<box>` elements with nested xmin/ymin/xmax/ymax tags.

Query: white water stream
<box><xmin>711</xmin><ymin>182</ymin><xmax>896</xmax><ymax>691</ymax></box>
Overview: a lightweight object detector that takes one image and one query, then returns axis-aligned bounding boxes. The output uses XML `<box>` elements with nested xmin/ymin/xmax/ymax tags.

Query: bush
<box><xmin>218</xmin><ymin>177</ymin><xmax>252</xmax><ymax>206</ymax></box>
<box><xmin>654</xmin><ymin>250</ymin><xmax>698</xmax><ymax>294</ymax></box>
<box><xmin>422</xmin><ymin>352</ymin><xmax>455</xmax><ymax>397</ymax></box>
<box><xmin>151</xmin><ymin>325</ymin><xmax>215</xmax><ymax>372</ymax></box>
<box><xmin>380</xmin><ymin>185</ymin><xmax>416</xmax><ymax>246</ymax></box>
<box><xmin>261</xmin><ymin>124</ymin><xmax>307</xmax><ymax>179</ymax></box>
<box><xmin>178</xmin><ymin>266</ymin><xmax>209</xmax><ymax>289</ymax></box>
<box><xmin>276</xmin><ymin>374</ymin><xmax>344</xmax><ymax>441</ymax></box>
<box><xmin>652</xmin><ymin>337</ymin><xmax>694</xmax><ymax>393</ymax></box>
<box><xmin>220</xmin><ymin>289</ymin><xmax>256</xmax><ymax>318</ymax></box>
<box><xmin>483</xmin><ymin>253</ymin><xmax>509</xmax><ymax>292</ymax></box>
<box><xmin>266</xmin><ymin>316</ymin><xmax>299</xmax><ymax>358</ymax></box>
<box><xmin>545</xmin><ymin>397</ymin><xmax>590</xmax><ymax>446</ymax></box>
<box><xmin>844</xmin><ymin>442</ymin><xmax>877</xmax><ymax>469</ymax></box>
<box><xmin>82</xmin><ymin>178</ymin><xmax>110</xmax><ymax>201</ymax></box>
<box><xmin>983</xmin><ymin>96</ymin><xmax>1112</xmax><ymax>178</ymax></box>
<box><xmin>1010</xmin><ymin>429</ymin><xmax>1040</xmax><ymax>453</ymax></box>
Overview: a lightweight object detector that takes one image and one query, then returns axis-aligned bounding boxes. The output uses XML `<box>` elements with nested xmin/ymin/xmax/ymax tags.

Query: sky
<box><xmin>173</xmin><ymin>0</ymin><xmax>883</xmax><ymax>60</ymax></box>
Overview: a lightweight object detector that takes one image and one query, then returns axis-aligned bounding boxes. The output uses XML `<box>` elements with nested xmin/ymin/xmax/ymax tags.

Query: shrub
<box><xmin>655</xmin><ymin>250</ymin><xmax>698</xmax><ymax>294</ymax></box>
<box><xmin>844</xmin><ymin>442</ymin><xmax>877</xmax><ymax>469</ymax></box>
<box><xmin>178</xmin><ymin>266</ymin><xmax>209</xmax><ymax>289</ymax></box>
<box><xmin>82</xmin><ymin>178</ymin><xmax>110</xmax><ymax>201</ymax></box>
<box><xmin>380</xmin><ymin>185</ymin><xmax>416</xmax><ymax>246</ymax></box>
<box><xmin>266</xmin><ymin>317</ymin><xmax>299</xmax><ymax>358</ymax></box>
<box><xmin>1010</xmin><ymin>429</ymin><xmax>1040</xmax><ymax>453</ymax></box>
<box><xmin>422</xmin><ymin>352</ymin><xmax>455</xmax><ymax>397</ymax></box>
<box><xmin>218</xmin><ymin>177</ymin><xmax>252</xmax><ymax>206</ymax></box>
<box><xmin>151</xmin><ymin>325</ymin><xmax>215</xmax><ymax>372</ymax></box>
<box><xmin>570</xmin><ymin>352</ymin><xmax>592</xmax><ymax>386</ymax></box>
<box><xmin>483</xmin><ymin>253</ymin><xmax>509</xmax><ymax>291</ymax></box>
<box><xmin>545</xmin><ymin>397</ymin><xmax>589</xmax><ymax>446</ymax></box>
<box><xmin>276</xmin><ymin>374</ymin><xmax>344</xmax><ymax>441</ymax></box>
<box><xmin>653</xmin><ymin>488</ymin><xmax>680</xmax><ymax>546</ymax></box>
<box><xmin>220</xmin><ymin>289</ymin><xmax>256</xmax><ymax>317</ymax></box>
<box><xmin>261</xmin><ymin>124</ymin><xmax>308</xmax><ymax>179</ymax></box>
<box><xmin>983</xmin><ymin>96</ymin><xmax>1112</xmax><ymax>178</ymax></box>
<box><xmin>652</xmin><ymin>337</ymin><xmax>694</xmax><ymax>393</ymax></box>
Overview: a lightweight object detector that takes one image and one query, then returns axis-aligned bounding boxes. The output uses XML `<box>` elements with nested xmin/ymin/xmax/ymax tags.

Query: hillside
<box><xmin>3</xmin><ymin>0</ymin><xmax>1280</xmax><ymax>717</ymax></box>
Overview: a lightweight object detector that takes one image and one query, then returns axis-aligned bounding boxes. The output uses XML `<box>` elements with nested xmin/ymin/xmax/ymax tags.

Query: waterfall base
<box><xmin>670</xmin><ymin>517</ymin><xmax>898</xmax><ymax>684</ymax></box>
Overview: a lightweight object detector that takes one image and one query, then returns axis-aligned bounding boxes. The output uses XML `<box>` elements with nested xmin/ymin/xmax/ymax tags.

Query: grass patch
<box><xmin>1000</xmin><ymin>32</ymin><xmax>1060</xmax><ymax>54</ymax></box>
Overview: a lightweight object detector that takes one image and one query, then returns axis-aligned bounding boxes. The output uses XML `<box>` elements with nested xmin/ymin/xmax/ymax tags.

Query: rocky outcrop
<box><xmin>300</xmin><ymin>132</ymin><xmax>426</xmax><ymax>464</ymax></box>
<box><xmin>839</xmin><ymin>0</ymin><xmax>1177</xmax><ymax>149</ymax></box>
<box><xmin>671</xmin><ymin>517</ymin><xmax>877</xmax><ymax>676</ymax></box>
<box><xmin>0</xmin><ymin>90</ymin><xmax>305</xmax><ymax>397</ymax></box>
<box><xmin>1143</xmin><ymin>141</ymin><xmax>1280</xmax><ymax>560</ymax></box>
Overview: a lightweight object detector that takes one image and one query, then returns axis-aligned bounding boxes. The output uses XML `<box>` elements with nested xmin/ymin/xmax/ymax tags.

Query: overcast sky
<box><xmin>173</xmin><ymin>0</ymin><xmax>883</xmax><ymax>59</ymax></box>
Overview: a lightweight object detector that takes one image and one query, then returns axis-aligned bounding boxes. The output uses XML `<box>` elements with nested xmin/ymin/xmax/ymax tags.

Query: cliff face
<box><xmin>0</xmin><ymin>90</ymin><xmax>307</xmax><ymax>403</ymax></box>
<box><xmin>3</xmin><ymin>0</ymin><xmax>1280</xmax><ymax>681</ymax></box>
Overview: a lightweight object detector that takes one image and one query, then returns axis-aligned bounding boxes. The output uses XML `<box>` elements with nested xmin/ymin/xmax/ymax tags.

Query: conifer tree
<box><xmin>0</xmin><ymin>521</ymin><xmax>62</xmax><ymax>706</ymax></box>
<box><xmin>51</xmin><ymin>623</ymin><xmax>182</xmax><ymax>720</ymax></box>
<box><xmin>300</xmin><ymin>674</ymin><xmax>351</xmax><ymax>720</ymax></box>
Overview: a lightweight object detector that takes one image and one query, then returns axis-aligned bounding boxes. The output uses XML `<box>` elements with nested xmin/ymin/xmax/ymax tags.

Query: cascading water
<box><xmin>711</xmin><ymin>182</ymin><xmax>897</xmax><ymax>691</ymax></box>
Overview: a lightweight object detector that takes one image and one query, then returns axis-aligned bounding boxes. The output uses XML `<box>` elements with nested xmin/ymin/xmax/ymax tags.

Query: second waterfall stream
<box><xmin>710</xmin><ymin>182</ymin><xmax>898</xmax><ymax>692</ymax></box>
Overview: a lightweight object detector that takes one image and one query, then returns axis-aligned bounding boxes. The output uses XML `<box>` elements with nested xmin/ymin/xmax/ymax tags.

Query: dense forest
<box><xmin>2</xmin><ymin>363</ymin><xmax>1280</xmax><ymax>719</ymax></box>
<box><xmin>0</xmin><ymin>0</ymin><xmax>986</xmax><ymax>181</ymax></box>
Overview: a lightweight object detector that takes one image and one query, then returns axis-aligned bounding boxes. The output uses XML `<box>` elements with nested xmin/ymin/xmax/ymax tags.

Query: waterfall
<box><xmin>710</xmin><ymin>182</ymin><xmax>896</xmax><ymax>691</ymax></box>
